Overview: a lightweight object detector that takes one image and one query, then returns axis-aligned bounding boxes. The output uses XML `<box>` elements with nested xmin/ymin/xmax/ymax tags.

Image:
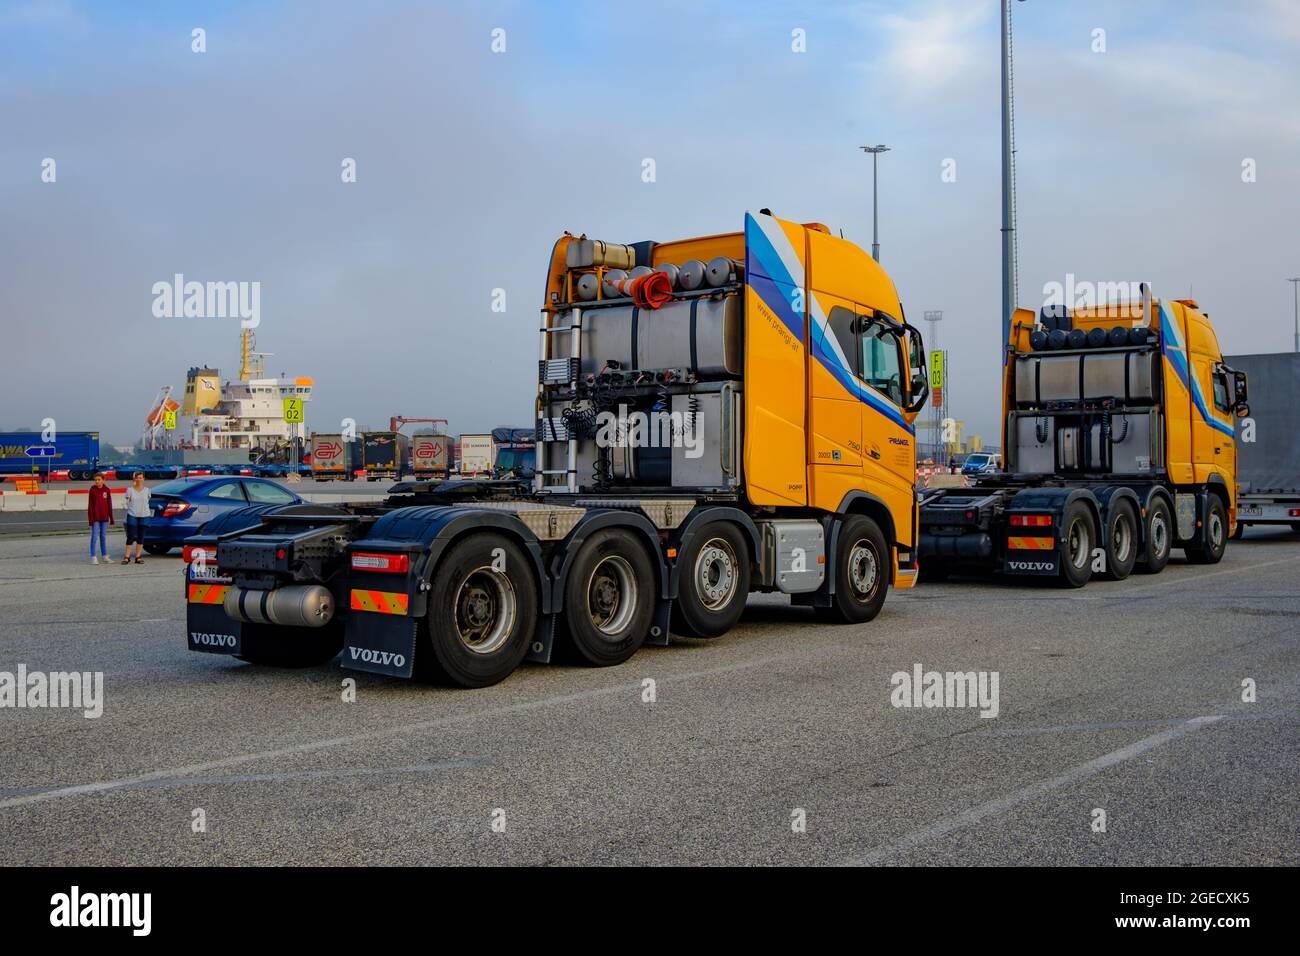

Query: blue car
<box><xmin>141</xmin><ymin>476</ymin><xmax>303</xmax><ymax>554</ymax></box>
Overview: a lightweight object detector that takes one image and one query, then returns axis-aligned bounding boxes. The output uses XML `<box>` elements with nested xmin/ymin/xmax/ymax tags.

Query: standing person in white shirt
<box><xmin>122</xmin><ymin>472</ymin><xmax>152</xmax><ymax>565</ymax></box>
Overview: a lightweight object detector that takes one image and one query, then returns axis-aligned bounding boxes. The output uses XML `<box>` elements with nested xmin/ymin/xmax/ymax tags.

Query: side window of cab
<box><xmin>858</xmin><ymin>310</ymin><xmax>905</xmax><ymax>406</ymax></box>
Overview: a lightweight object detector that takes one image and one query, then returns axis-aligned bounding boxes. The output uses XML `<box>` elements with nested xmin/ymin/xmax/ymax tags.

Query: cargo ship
<box><xmin>139</xmin><ymin>330</ymin><xmax>313</xmax><ymax>466</ymax></box>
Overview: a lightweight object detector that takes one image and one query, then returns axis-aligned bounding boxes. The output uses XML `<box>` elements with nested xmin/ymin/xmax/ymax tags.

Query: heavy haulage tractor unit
<box><xmin>918</xmin><ymin>289</ymin><xmax>1249</xmax><ymax>587</ymax></box>
<box><xmin>181</xmin><ymin>211</ymin><xmax>930</xmax><ymax>687</ymax></box>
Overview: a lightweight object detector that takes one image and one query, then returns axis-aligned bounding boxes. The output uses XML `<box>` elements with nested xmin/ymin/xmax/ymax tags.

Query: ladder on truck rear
<box><xmin>535</xmin><ymin>305</ymin><xmax>582</xmax><ymax>493</ymax></box>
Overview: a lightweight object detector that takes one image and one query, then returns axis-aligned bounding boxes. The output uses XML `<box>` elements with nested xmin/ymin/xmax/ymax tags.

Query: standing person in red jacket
<box><xmin>87</xmin><ymin>471</ymin><xmax>114</xmax><ymax>565</ymax></box>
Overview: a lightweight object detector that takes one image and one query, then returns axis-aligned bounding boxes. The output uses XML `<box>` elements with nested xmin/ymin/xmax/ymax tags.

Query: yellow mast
<box><xmin>239</xmin><ymin>329</ymin><xmax>264</xmax><ymax>380</ymax></box>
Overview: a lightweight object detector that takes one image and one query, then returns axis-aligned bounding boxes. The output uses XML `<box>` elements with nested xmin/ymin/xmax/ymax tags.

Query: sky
<box><xmin>1</xmin><ymin>0</ymin><xmax>1298</xmax><ymax>447</ymax></box>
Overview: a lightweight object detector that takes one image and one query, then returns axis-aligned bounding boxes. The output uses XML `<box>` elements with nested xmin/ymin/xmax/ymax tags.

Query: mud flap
<box><xmin>526</xmin><ymin>613</ymin><xmax>558</xmax><ymax>664</ymax></box>
<box><xmin>646</xmin><ymin>598</ymin><xmax>672</xmax><ymax>646</ymax></box>
<box><xmin>186</xmin><ymin>601</ymin><xmax>242</xmax><ymax>655</ymax></box>
<box><xmin>342</xmin><ymin>614</ymin><xmax>417</xmax><ymax>678</ymax></box>
<box><xmin>1002</xmin><ymin>554</ymin><xmax>1059</xmax><ymax>576</ymax></box>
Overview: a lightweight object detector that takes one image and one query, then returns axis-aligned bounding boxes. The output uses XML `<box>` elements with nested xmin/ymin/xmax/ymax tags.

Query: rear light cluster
<box><xmin>1289</xmin><ymin>509</ymin><xmax>1300</xmax><ymax>518</ymax></box>
<box><xmin>162</xmin><ymin>502</ymin><xmax>192</xmax><ymax>517</ymax></box>
<box><xmin>1010</xmin><ymin>514</ymin><xmax>1053</xmax><ymax>527</ymax></box>
<box><xmin>182</xmin><ymin>545</ymin><xmax>216</xmax><ymax>565</ymax></box>
<box><xmin>351</xmin><ymin>552</ymin><xmax>409</xmax><ymax>573</ymax></box>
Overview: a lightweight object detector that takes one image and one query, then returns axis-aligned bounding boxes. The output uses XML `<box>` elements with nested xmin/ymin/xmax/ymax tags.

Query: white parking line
<box><xmin>844</xmin><ymin>715</ymin><xmax>1224</xmax><ymax>866</ymax></box>
<box><xmin>0</xmin><ymin>654</ymin><xmax>788</xmax><ymax>812</ymax></box>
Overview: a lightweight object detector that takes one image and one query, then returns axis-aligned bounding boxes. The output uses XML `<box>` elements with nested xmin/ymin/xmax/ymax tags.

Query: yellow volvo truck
<box><xmin>179</xmin><ymin>211</ymin><xmax>929</xmax><ymax>687</ymax></box>
<box><xmin>919</xmin><ymin>289</ymin><xmax>1249</xmax><ymax>586</ymax></box>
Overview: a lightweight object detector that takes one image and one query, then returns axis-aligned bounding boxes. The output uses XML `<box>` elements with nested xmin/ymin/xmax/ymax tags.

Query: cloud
<box><xmin>873</xmin><ymin>0</ymin><xmax>996</xmax><ymax>98</ymax></box>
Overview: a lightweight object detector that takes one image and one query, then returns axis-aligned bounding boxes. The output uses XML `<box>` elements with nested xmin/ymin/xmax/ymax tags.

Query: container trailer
<box><xmin>310</xmin><ymin>433</ymin><xmax>361</xmax><ymax>481</ymax></box>
<box><xmin>1222</xmin><ymin>352</ymin><xmax>1300</xmax><ymax>536</ymax></box>
<box><xmin>360</xmin><ymin>431</ymin><xmax>409</xmax><ymax>481</ymax></box>
<box><xmin>0</xmin><ymin>431</ymin><xmax>100</xmax><ymax>479</ymax></box>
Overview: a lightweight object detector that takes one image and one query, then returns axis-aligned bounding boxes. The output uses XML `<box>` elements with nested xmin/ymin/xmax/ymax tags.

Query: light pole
<box><xmin>860</xmin><ymin>145</ymin><xmax>890</xmax><ymax>262</ymax></box>
<box><xmin>1289</xmin><ymin>278</ymin><xmax>1300</xmax><ymax>353</ymax></box>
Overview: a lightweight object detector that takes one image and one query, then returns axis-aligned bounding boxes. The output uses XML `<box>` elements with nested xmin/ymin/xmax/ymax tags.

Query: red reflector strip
<box><xmin>351</xmin><ymin>552</ymin><xmax>409</xmax><ymax>573</ymax></box>
<box><xmin>350</xmin><ymin>589</ymin><xmax>409</xmax><ymax>615</ymax></box>
<box><xmin>1010</xmin><ymin>514</ymin><xmax>1053</xmax><ymax>527</ymax></box>
<box><xmin>187</xmin><ymin>583</ymin><xmax>229</xmax><ymax>605</ymax></box>
<box><xmin>1007</xmin><ymin>536</ymin><xmax>1055</xmax><ymax>551</ymax></box>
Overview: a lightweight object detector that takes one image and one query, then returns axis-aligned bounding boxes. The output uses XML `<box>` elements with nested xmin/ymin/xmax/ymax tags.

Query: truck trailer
<box><xmin>180</xmin><ymin>211</ymin><xmax>929</xmax><ymax>687</ymax></box>
<box><xmin>1223</xmin><ymin>351</ymin><xmax>1300</xmax><ymax>536</ymax></box>
<box><xmin>457</xmin><ymin>434</ymin><xmax>492</xmax><ymax>475</ymax></box>
<box><xmin>0</xmin><ymin>431</ymin><xmax>100</xmax><ymax>479</ymax></box>
<box><xmin>309</xmin><ymin>433</ymin><xmax>361</xmax><ymax>481</ymax></box>
<box><xmin>360</xmin><ymin>431</ymin><xmax>409</xmax><ymax>481</ymax></box>
<box><xmin>411</xmin><ymin>433</ymin><xmax>452</xmax><ymax>480</ymax></box>
<box><xmin>918</xmin><ymin>291</ymin><xmax>1248</xmax><ymax>586</ymax></box>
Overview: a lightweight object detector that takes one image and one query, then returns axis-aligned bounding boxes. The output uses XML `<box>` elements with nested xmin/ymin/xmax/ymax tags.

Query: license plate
<box><xmin>189</xmin><ymin>563</ymin><xmax>226</xmax><ymax>581</ymax></box>
<box><xmin>1240</xmin><ymin>504</ymin><xmax>1262</xmax><ymax>516</ymax></box>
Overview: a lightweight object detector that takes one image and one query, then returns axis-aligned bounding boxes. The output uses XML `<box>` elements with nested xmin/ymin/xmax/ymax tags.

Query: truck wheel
<box><xmin>420</xmin><ymin>533</ymin><xmax>537</xmax><ymax>688</ymax></box>
<box><xmin>559</xmin><ymin>529</ymin><xmax>655</xmax><ymax>666</ymax></box>
<box><xmin>1102</xmin><ymin>500</ymin><xmax>1138</xmax><ymax>581</ymax></box>
<box><xmin>817</xmin><ymin>515</ymin><xmax>889</xmax><ymax>624</ymax></box>
<box><xmin>1231</xmin><ymin>520</ymin><xmax>1245</xmax><ymax>540</ymax></box>
<box><xmin>1137</xmin><ymin>497</ymin><xmax>1172</xmax><ymax>573</ymax></box>
<box><xmin>1292</xmin><ymin>523</ymin><xmax>1300</xmax><ymax>536</ymax></box>
<box><xmin>236</xmin><ymin>621</ymin><xmax>344</xmax><ymax>667</ymax></box>
<box><xmin>1185</xmin><ymin>496</ymin><xmax>1227</xmax><ymax>565</ymax></box>
<box><xmin>672</xmin><ymin>521</ymin><xmax>751</xmax><ymax>638</ymax></box>
<box><xmin>1058</xmin><ymin>502</ymin><xmax>1095</xmax><ymax>588</ymax></box>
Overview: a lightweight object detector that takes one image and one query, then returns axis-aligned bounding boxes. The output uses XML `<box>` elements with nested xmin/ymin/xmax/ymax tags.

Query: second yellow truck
<box><xmin>919</xmin><ymin>290</ymin><xmax>1249</xmax><ymax>585</ymax></box>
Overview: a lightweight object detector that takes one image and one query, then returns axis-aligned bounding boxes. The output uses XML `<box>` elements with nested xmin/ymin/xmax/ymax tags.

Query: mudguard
<box><xmin>1002</xmin><ymin>486</ymin><xmax>1098</xmax><ymax>577</ymax></box>
<box><xmin>184</xmin><ymin>562</ymin><xmax>241</xmax><ymax>655</ymax></box>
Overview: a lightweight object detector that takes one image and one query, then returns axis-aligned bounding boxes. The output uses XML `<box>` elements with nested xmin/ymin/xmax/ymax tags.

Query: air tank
<box><xmin>678</xmin><ymin>259</ymin><xmax>706</xmax><ymax>291</ymax></box>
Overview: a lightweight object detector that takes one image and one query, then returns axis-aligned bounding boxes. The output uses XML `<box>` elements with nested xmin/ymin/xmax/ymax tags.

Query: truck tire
<box><xmin>1136</xmin><ymin>497</ymin><xmax>1172</xmax><ymax>573</ymax></box>
<box><xmin>672</xmin><ymin>521</ymin><xmax>751</xmax><ymax>638</ymax></box>
<box><xmin>1231</xmin><ymin>520</ymin><xmax>1245</xmax><ymax>540</ymax></box>
<box><xmin>1102</xmin><ymin>499</ymin><xmax>1138</xmax><ymax>581</ymax></box>
<box><xmin>817</xmin><ymin>514</ymin><xmax>889</xmax><ymax>624</ymax></box>
<box><xmin>1292</xmin><ymin>523</ymin><xmax>1300</xmax><ymax>536</ymax></box>
<box><xmin>559</xmin><ymin>529</ymin><xmax>655</xmax><ymax>666</ymax></box>
<box><xmin>1058</xmin><ymin>501</ymin><xmax>1096</xmax><ymax>588</ymax></box>
<box><xmin>420</xmin><ymin>533</ymin><xmax>537</xmax><ymax>688</ymax></box>
<box><xmin>1185</xmin><ymin>496</ymin><xmax>1227</xmax><ymax>565</ymax></box>
<box><xmin>236</xmin><ymin>621</ymin><xmax>344</xmax><ymax>668</ymax></box>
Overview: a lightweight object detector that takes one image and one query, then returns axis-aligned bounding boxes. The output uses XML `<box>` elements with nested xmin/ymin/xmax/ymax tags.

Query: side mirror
<box><xmin>898</xmin><ymin>324</ymin><xmax>929</xmax><ymax>415</ymax></box>
<box><xmin>1232</xmin><ymin>369</ymin><xmax>1248</xmax><ymax>403</ymax></box>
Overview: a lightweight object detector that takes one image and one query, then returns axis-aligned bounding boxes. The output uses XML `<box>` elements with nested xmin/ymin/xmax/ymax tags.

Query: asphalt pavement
<box><xmin>0</xmin><ymin>527</ymin><xmax>1296</xmax><ymax>865</ymax></box>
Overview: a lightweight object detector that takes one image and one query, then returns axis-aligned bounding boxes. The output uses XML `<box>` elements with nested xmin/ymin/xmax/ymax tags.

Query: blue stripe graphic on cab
<box><xmin>1160</xmin><ymin>303</ymin><xmax>1234</xmax><ymax>437</ymax></box>
<box><xmin>744</xmin><ymin>214</ymin><xmax>805</xmax><ymax>342</ymax></box>
<box><xmin>809</xmin><ymin>301</ymin><xmax>914</xmax><ymax>434</ymax></box>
